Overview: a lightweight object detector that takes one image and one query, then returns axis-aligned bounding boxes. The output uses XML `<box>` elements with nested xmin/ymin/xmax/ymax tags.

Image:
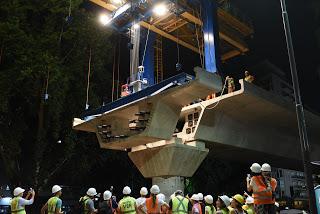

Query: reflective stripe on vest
<box><xmin>11</xmin><ymin>197</ymin><xmax>26</xmax><ymax>214</ymax></box>
<box><xmin>172</xmin><ymin>196</ymin><xmax>188</xmax><ymax>214</ymax></box>
<box><xmin>251</xmin><ymin>176</ymin><xmax>276</xmax><ymax>205</ymax></box>
<box><xmin>48</xmin><ymin>196</ymin><xmax>59</xmax><ymax>214</ymax></box>
<box><xmin>146</xmin><ymin>197</ymin><xmax>160</xmax><ymax>214</ymax></box>
<box><xmin>120</xmin><ymin>196</ymin><xmax>136</xmax><ymax>214</ymax></box>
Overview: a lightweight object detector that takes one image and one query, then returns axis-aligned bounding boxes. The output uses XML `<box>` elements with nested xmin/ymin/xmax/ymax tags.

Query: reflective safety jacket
<box><xmin>172</xmin><ymin>196</ymin><xmax>189</xmax><ymax>214</ymax></box>
<box><xmin>251</xmin><ymin>176</ymin><xmax>277</xmax><ymax>205</ymax></box>
<box><xmin>119</xmin><ymin>196</ymin><xmax>136</xmax><ymax>214</ymax></box>
<box><xmin>146</xmin><ymin>197</ymin><xmax>160</xmax><ymax>214</ymax></box>
<box><xmin>11</xmin><ymin>197</ymin><xmax>26</xmax><ymax>214</ymax></box>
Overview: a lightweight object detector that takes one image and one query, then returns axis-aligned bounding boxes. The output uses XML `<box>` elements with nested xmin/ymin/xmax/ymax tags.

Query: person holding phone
<box><xmin>10</xmin><ymin>187</ymin><xmax>35</xmax><ymax>214</ymax></box>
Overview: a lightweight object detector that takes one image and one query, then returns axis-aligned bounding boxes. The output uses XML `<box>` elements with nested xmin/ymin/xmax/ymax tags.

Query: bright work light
<box><xmin>153</xmin><ymin>3</ymin><xmax>168</xmax><ymax>16</ymax></box>
<box><xmin>99</xmin><ymin>13</ymin><xmax>111</xmax><ymax>25</ymax></box>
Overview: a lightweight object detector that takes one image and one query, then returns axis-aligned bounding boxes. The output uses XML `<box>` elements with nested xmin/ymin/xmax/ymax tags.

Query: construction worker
<box><xmin>197</xmin><ymin>193</ymin><xmax>205</xmax><ymax>214</ymax></box>
<box><xmin>190</xmin><ymin>194</ymin><xmax>201</xmax><ymax>214</ymax></box>
<box><xmin>169</xmin><ymin>190</ymin><xmax>192</xmax><ymax>214</ymax></box>
<box><xmin>79</xmin><ymin>188</ymin><xmax>98</xmax><ymax>214</ymax></box>
<box><xmin>244</xmin><ymin>71</ymin><xmax>254</xmax><ymax>83</ymax></box>
<box><xmin>246</xmin><ymin>163</ymin><xmax>261</xmax><ymax>193</ymax></box>
<box><xmin>136</xmin><ymin>187</ymin><xmax>148</xmax><ymax>214</ymax></box>
<box><xmin>204</xmin><ymin>195</ymin><xmax>216</xmax><ymax>214</ymax></box>
<box><xmin>230</xmin><ymin>194</ymin><xmax>244</xmax><ymax>214</ymax></box>
<box><xmin>248</xmin><ymin>163</ymin><xmax>277</xmax><ymax>214</ymax></box>
<box><xmin>226</xmin><ymin>76</ymin><xmax>235</xmax><ymax>93</ymax></box>
<box><xmin>215</xmin><ymin>195</ymin><xmax>230</xmax><ymax>214</ymax></box>
<box><xmin>119</xmin><ymin>186</ymin><xmax>138</xmax><ymax>214</ymax></box>
<box><xmin>139</xmin><ymin>185</ymin><xmax>168</xmax><ymax>214</ymax></box>
<box><xmin>242</xmin><ymin>197</ymin><xmax>254</xmax><ymax>214</ymax></box>
<box><xmin>157</xmin><ymin>194</ymin><xmax>168</xmax><ymax>214</ymax></box>
<box><xmin>41</xmin><ymin>185</ymin><xmax>63</xmax><ymax>214</ymax></box>
<box><xmin>98</xmin><ymin>190</ymin><xmax>118</xmax><ymax>214</ymax></box>
<box><xmin>10</xmin><ymin>187</ymin><xmax>35</xmax><ymax>214</ymax></box>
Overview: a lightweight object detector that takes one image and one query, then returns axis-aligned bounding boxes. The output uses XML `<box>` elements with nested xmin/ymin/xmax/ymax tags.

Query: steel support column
<box><xmin>142</xmin><ymin>30</ymin><xmax>156</xmax><ymax>86</ymax></box>
<box><xmin>201</xmin><ymin>0</ymin><xmax>220</xmax><ymax>73</ymax></box>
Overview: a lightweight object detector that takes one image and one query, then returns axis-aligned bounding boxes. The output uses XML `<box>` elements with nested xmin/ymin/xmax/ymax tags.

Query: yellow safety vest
<box><xmin>172</xmin><ymin>196</ymin><xmax>189</xmax><ymax>214</ymax></box>
<box><xmin>80</xmin><ymin>195</ymin><xmax>91</xmax><ymax>214</ymax></box>
<box><xmin>119</xmin><ymin>196</ymin><xmax>136</xmax><ymax>214</ymax></box>
<box><xmin>11</xmin><ymin>197</ymin><xmax>26</xmax><ymax>214</ymax></box>
<box><xmin>205</xmin><ymin>205</ymin><xmax>216</xmax><ymax>214</ymax></box>
<box><xmin>48</xmin><ymin>196</ymin><xmax>59</xmax><ymax>214</ymax></box>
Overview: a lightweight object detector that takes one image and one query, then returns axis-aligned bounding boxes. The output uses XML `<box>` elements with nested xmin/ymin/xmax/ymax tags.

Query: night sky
<box><xmin>149</xmin><ymin>0</ymin><xmax>320</xmax><ymax>112</ymax></box>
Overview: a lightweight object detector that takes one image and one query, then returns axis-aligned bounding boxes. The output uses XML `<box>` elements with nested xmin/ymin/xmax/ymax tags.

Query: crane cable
<box><xmin>44</xmin><ymin>68</ymin><xmax>50</xmax><ymax>101</ymax></box>
<box><xmin>141</xmin><ymin>23</ymin><xmax>151</xmax><ymax>67</ymax></box>
<box><xmin>116</xmin><ymin>38</ymin><xmax>121</xmax><ymax>99</ymax></box>
<box><xmin>112</xmin><ymin>46</ymin><xmax>116</xmax><ymax>102</ymax></box>
<box><xmin>85</xmin><ymin>47</ymin><xmax>92</xmax><ymax>110</ymax></box>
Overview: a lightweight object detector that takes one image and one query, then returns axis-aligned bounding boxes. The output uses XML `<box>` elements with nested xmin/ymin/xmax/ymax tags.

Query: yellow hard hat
<box><xmin>242</xmin><ymin>204</ymin><xmax>249</xmax><ymax>211</ymax></box>
<box><xmin>232</xmin><ymin>194</ymin><xmax>245</xmax><ymax>205</ymax></box>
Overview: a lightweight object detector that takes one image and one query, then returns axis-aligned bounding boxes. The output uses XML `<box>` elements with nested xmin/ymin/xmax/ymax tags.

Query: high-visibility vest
<box><xmin>251</xmin><ymin>176</ymin><xmax>277</xmax><ymax>205</ymax></box>
<box><xmin>146</xmin><ymin>197</ymin><xmax>160</xmax><ymax>214</ymax></box>
<box><xmin>80</xmin><ymin>195</ymin><xmax>91</xmax><ymax>214</ymax></box>
<box><xmin>119</xmin><ymin>196</ymin><xmax>136</xmax><ymax>214</ymax></box>
<box><xmin>243</xmin><ymin>205</ymin><xmax>254</xmax><ymax>214</ymax></box>
<box><xmin>172</xmin><ymin>196</ymin><xmax>189</xmax><ymax>214</ymax></box>
<box><xmin>216</xmin><ymin>208</ymin><xmax>228</xmax><ymax>214</ymax></box>
<box><xmin>205</xmin><ymin>205</ymin><xmax>216</xmax><ymax>214</ymax></box>
<box><xmin>48</xmin><ymin>196</ymin><xmax>59</xmax><ymax>214</ymax></box>
<box><xmin>10</xmin><ymin>197</ymin><xmax>26</xmax><ymax>214</ymax></box>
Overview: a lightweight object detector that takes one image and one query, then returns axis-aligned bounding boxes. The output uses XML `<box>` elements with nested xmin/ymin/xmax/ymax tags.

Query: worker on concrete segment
<box><xmin>157</xmin><ymin>194</ymin><xmax>168</xmax><ymax>214</ymax></box>
<box><xmin>10</xmin><ymin>187</ymin><xmax>35</xmax><ymax>214</ymax></box>
<box><xmin>204</xmin><ymin>195</ymin><xmax>216</xmax><ymax>214</ymax></box>
<box><xmin>215</xmin><ymin>195</ymin><xmax>230</xmax><ymax>214</ymax></box>
<box><xmin>98</xmin><ymin>190</ymin><xmax>118</xmax><ymax>214</ymax></box>
<box><xmin>241</xmin><ymin>197</ymin><xmax>254</xmax><ymax>214</ymax></box>
<box><xmin>119</xmin><ymin>186</ymin><xmax>138</xmax><ymax>214</ymax></box>
<box><xmin>136</xmin><ymin>187</ymin><xmax>148</xmax><ymax>214</ymax></box>
<box><xmin>190</xmin><ymin>194</ymin><xmax>201</xmax><ymax>214</ymax></box>
<box><xmin>139</xmin><ymin>185</ymin><xmax>168</xmax><ymax>214</ymax></box>
<box><xmin>226</xmin><ymin>76</ymin><xmax>235</xmax><ymax>93</ymax></box>
<box><xmin>206</xmin><ymin>93</ymin><xmax>216</xmax><ymax>100</ymax></box>
<box><xmin>169</xmin><ymin>190</ymin><xmax>192</xmax><ymax>214</ymax></box>
<box><xmin>248</xmin><ymin>163</ymin><xmax>277</xmax><ymax>214</ymax></box>
<box><xmin>244</xmin><ymin>71</ymin><xmax>254</xmax><ymax>83</ymax></box>
<box><xmin>41</xmin><ymin>185</ymin><xmax>63</xmax><ymax>214</ymax></box>
<box><xmin>230</xmin><ymin>194</ymin><xmax>244</xmax><ymax>214</ymax></box>
<box><xmin>197</xmin><ymin>193</ymin><xmax>205</xmax><ymax>214</ymax></box>
<box><xmin>80</xmin><ymin>188</ymin><xmax>98</xmax><ymax>214</ymax></box>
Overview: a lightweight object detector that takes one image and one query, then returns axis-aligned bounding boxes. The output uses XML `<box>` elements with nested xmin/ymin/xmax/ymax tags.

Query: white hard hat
<box><xmin>103</xmin><ymin>190</ymin><xmax>112</xmax><ymax>200</ymax></box>
<box><xmin>157</xmin><ymin>193</ymin><xmax>165</xmax><ymax>201</ymax></box>
<box><xmin>52</xmin><ymin>185</ymin><xmax>62</xmax><ymax>194</ymax></box>
<box><xmin>245</xmin><ymin>196</ymin><xmax>254</xmax><ymax>204</ymax></box>
<box><xmin>150</xmin><ymin>185</ymin><xmax>160</xmax><ymax>194</ymax></box>
<box><xmin>123</xmin><ymin>186</ymin><xmax>131</xmax><ymax>195</ymax></box>
<box><xmin>204</xmin><ymin>195</ymin><xmax>213</xmax><ymax>204</ymax></box>
<box><xmin>87</xmin><ymin>188</ymin><xmax>97</xmax><ymax>196</ymax></box>
<box><xmin>198</xmin><ymin>193</ymin><xmax>203</xmax><ymax>201</ymax></box>
<box><xmin>275</xmin><ymin>202</ymin><xmax>279</xmax><ymax>207</ymax></box>
<box><xmin>218</xmin><ymin>195</ymin><xmax>231</xmax><ymax>207</ymax></box>
<box><xmin>140</xmin><ymin>187</ymin><xmax>148</xmax><ymax>196</ymax></box>
<box><xmin>261</xmin><ymin>163</ymin><xmax>271</xmax><ymax>172</ymax></box>
<box><xmin>250</xmin><ymin>163</ymin><xmax>261</xmax><ymax>173</ymax></box>
<box><xmin>191</xmin><ymin>194</ymin><xmax>199</xmax><ymax>201</ymax></box>
<box><xmin>13</xmin><ymin>187</ymin><xmax>25</xmax><ymax>196</ymax></box>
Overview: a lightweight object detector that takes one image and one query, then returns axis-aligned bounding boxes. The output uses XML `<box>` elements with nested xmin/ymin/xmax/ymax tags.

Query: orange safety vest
<box><xmin>146</xmin><ymin>197</ymin><xmax>160</xmax><ymax>214</ymax></box>
<box><xmin>192</xmin><ymin>203</ymin><xmax>202</xmax><ymax>214</ymax></box>
<box><xmin>251</xmin><ymin>176</ymin><xmax>277</xmax><ymax>205</ymax></box>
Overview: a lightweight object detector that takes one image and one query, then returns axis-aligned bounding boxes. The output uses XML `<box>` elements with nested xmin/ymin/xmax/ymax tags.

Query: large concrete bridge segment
<box><xmin>176</xmin><ymin>79</ymin><xmax>320</xmax><ymax>163</ymax></box>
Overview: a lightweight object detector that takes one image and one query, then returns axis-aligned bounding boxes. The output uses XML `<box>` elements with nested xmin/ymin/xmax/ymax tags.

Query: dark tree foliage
<box><xmin>0</xmin><ymin>0</ymin><xmax>132</xmax><ymax>190</ymax></box>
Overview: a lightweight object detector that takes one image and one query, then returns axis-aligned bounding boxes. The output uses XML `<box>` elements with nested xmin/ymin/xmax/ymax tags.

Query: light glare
<box><xmin>99</xmin><ymin>14</ymin><xmax>111</xmax><ymax>25</ymax></box>
<box><xmin>133</xmin><ymin>23</ymin><xmax>140</xmax><ymax>29</ymax></box>
<box><xmin>153</xmin><ymin>4</ymin><xmax>168</xmax><ymax>16</ymax></box>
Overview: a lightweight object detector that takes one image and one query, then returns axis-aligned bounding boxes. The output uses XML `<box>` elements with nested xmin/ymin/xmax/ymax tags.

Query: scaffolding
<box><xmin>154</xmin><ymin>34</ymin><xmax>163</xmax><ymax>83</ymax></box>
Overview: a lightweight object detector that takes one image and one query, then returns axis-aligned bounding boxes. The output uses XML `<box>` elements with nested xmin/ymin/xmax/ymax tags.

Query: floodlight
<box><xmin>99</xmin><ymin>13</ymin><xmax>111</xmax><ymax>25</ymax></box>
<box><xmin>153</xmin><ymin>3</ymin><xmax>168</xmax><ymax>16</ymax></box>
